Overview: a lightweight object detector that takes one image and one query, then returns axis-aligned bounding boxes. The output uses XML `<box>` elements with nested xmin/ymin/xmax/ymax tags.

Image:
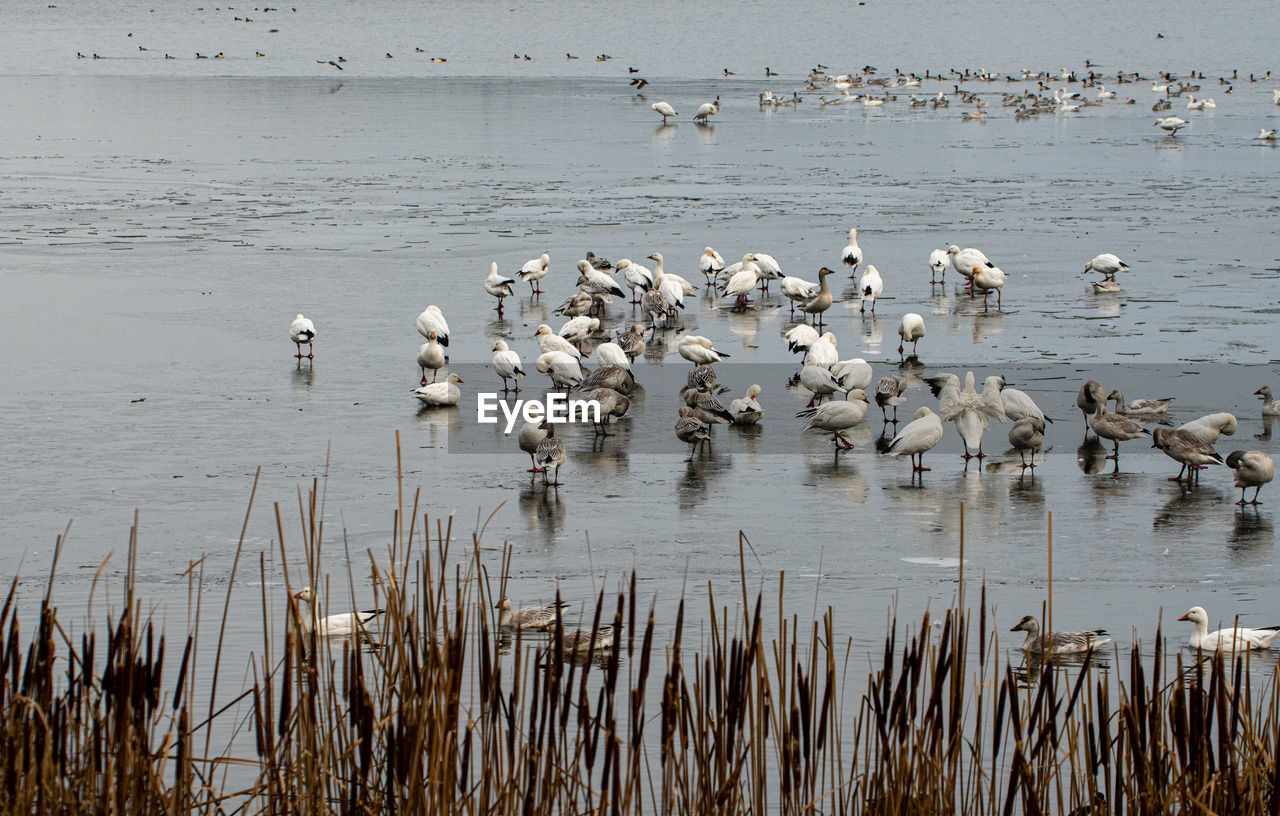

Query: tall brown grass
<box><xmin>1</xmin><ymin>465</ymin><xmax>1277</xmax><ymax>814</ymax></box>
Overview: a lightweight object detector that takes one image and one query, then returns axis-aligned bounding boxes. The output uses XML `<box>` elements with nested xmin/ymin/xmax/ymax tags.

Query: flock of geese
<box><xmin>287</xmin><ymin>230</ymin><xmax>1277</xmax><ymax>505</ymax></box>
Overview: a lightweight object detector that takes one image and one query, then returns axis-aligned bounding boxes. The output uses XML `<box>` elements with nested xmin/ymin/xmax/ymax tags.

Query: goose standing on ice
<box><xmin>413</xmin><ymin>372</ymin><xmax>463</xmax><ymax>406</ymax></box>
<box><xmin>799</xmin><ymin>365</ymin><xmax>844</xmax><ymax>407</ymax></box>
<box><xmin>700</xmin><ymin>247</ymin><xmax>726</xmax><ymax>283</ymax></box>
<box><xmin>946</xmin><ymin>245</ymin><xmax>995</xmax><ymax>293</ymax></box>
<box><xmin>874</xmin><ymin>375</ymin><xmax>907</xmax><ymax>422</ymax></box>
<box><xmin>616</xmin><ymin>258</ymin><xmax>654</xmax><ymax>304</ymax></box>
<box><xmin>940</xmin><ymin>371</ymin><xmax>992</xmax><ymax>460</ymax></box>
<box><xmin>1076</xmin><ymin>380</ymin><xmax>1106</xmax><ymax>431</ymax></box>
<box><xmin>1155</xmin><ymin>116</ymin><xmax>1188</xmax><ymax>135</ymax></box>
<box><xmin>885</xmin><ymin>406</ymin><xmax>944</xmax><ymax>474</ymax></box>
<box><xmin>616</xmin><ymin>324</ymin><xmax>647</xmax><ymax>361</ymax></box>
<box><xmin>752</xmin><ymin>253</ymin><xmax>782</xmax><ymax>293</ymax></box>
<box><xmin>1090</xmin><ymin>404</ymin><xmax>1151</xmax><ymax>459</ymax></box>
<box><xmin>575</xmin><ymin>259</ymin><xmax>626</xmax><ymax>301</ymax></box>
<box><xmin>832</xmin><ymin>358</ymin><xmax>873</xmax><ymax>393</ymax></box>
<box><xmin>1151</xmin><ymin>426</ymin><xmax>1225</xmax><ymax>481</ymax></box>
<box><xmin>417</xmin><ymin>331</ymin><xmax>447</xmax><ymax>384</ymax></box>
<box><xmin>1010</xmin><ymin>615</ymin><xmax>1110</xmax><ymax>655</ymax></box>
<box><xmin>491</xmin><ymin>339</ymin><xmax>524</xmax><ymax>392</ymax></box>
<box><xmin>693</xmin><ymin>99</ymin><xmax>719</xmax><ymax>123</ymax></box>
<box><xmin>558</xmin><ymin>315</ymin><xmax>600</xmax><ymax>346</ymax></box>
<box><xmin>594</xmin><ymin>341</ymin><xmax>631</xmax><ymax>372</ymax></box>
<box><xmin>1178</xmin><ymin>606</ymin><xmax>1280</xmax><ymax>652</ymax></box>
<box><xmin>416</xmin><ymin>305</ymin><xmax>450</xmax><ymax>347</ymax></box>
<box><xmin>289</xmin><ymin>314</ymin><xmax>316</xmax><ymax>360</ymax></box>
<box><xmin>1000</xmin><ymin>385</ymin><xmax>1053</xmax><ymax>424</ymax></box>
<box><xmin>535</xmin><ymin>351</ymin><xmax>584</xmax><ymax>391</ymax></box>
<box><xmin>554</xmin><ymin>291</ymin><xmax>594</xmax><ymax>318</ymax></box>
<box><xmin>1084</xmin><ymin>253</ymin><xmax>1129</xmax><ymax>282</ymax></box>
<box><xmin>534</xmin><ymin>421</ymin><xmax>567</xmax><ymax>486</ymax></box>
<box><xmin>1178</xmin><ymin>413</ymin><xmax>1237</xmax><ymax>445</ymax></box>
<box><xmin>797</xmin><ymin>389</ymin><xmax>870</xmax><ymax>450</ymax></box>
<box><xmin>859</xmin><ymin>264</ymin><xmax>883</xmax><ymax>313</ymax></box>
<box><xmin>534</xmin><ymin>324</ymin><xmax>583</xmax><ymax>360</ymax></box>
<box><xmin>1226</xmin><ymin>450</ymin><xmax>1274</xmax><ymax>505</ymax></box>
<box><xmin>518</xmin><ymin>253</ymin><xmax>550</xmax><ymax>295</ymax></box>
<box><xmin>779</xmin><ymin>273</ymin><xmax>818</xmax><ymax>317</ymax></box>
<box><xmin>785</xmin><ymin>324</ymin><xmax>820</xmax><ymax>362</ymax></box>
<box><xmin>291</xmin><ymin>587</ymin><xmax>383</xmax><ymax>639</ymax></box>
<box><xmin>722</xmin><ymin>254</ymin><xmax>761</xmax><ymax>311</ymax></box>
<box><xmin>799</xmin><ymin>267</ymin><xmax>835</xmax><ymax>328</ymax></box>
<box><xmin>483</xmin><ymin>261</ymin><xmax>516</xmax><ymax>315</ymax></box>
<box><xmin>518</xmin><ymin>420</ymin><xmax>548</xmax><ymax>472</ymax></box>
<box><xmin>651</xmin><ymin>100</ymin><xmax>677</xmax><ymax>123</ymax></box>
<box><xmin>805</xmin><ymin>332</ymin><xmax>838</xmax><ymax>370</ymax></box>
<box><xmin>971</xmin><ymin>264</ymin><xmax>1006</xmax><ymax>309</ymax></box>
<box><xmin>897</xmin><ymin>313</ymin><xmax>925</xmax><ymax>360</ymax></box>
<box><xmin>841</xmin><ymin>228</ymin><xmax>862</xmax><ymax>276</ymax></box>
<box><xmin>928</xmin><ymin>248</ymin><xmax>948</xmax><ymax>283</ymax></box>
<box><xmin>1008</xmin><ymin>417</ymin><xmax>1046</xmax><ymax>470</ymax></box>
<box><xmin>678</xmin><ymin>335</ymin><xmax>730</xmax><ymax>365</ymax></box>
<box><xmin>675</xmin><ymin>406</ymin><xmax>713</xmax><ymax>460</ymax></box>
<box><xmin>585</xmin><ymin>251</ymin><xmax>612</xmax><ymax>271</ymax></box>
<box><xmin>729</xmin><ymin>384</ymin><xmax>764</xmax><ymax>425</ymax></box>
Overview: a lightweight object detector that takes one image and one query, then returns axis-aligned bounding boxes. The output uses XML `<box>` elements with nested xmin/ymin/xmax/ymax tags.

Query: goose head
<box><xmin>1177</xmin><ymin>606</ymin><xmax>1207</xmax><ymax>625</ymax></box>
<box><xmin>1010</xmin><ymin>615</ymin><xmax>1040</xmax><ymax>634</ymax></box>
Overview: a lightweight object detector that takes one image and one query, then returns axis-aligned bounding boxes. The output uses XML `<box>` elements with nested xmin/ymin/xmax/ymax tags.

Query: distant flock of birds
<box><xmin>287</xmin><ymin>227</ymin><xmax>1276</xmax><ymax>504</ymax></box>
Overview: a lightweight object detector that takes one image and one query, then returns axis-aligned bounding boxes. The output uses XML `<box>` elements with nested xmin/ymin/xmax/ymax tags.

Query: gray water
<box><xmin>2</xmin><ymin>0</ymin><xmax>1279</xmax><ymax>769</ymax></box>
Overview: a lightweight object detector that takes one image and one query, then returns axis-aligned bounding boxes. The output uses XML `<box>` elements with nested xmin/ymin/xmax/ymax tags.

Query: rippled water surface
<box><xmin>1</xmin><ymin>0</ymin><xmax>1279</xmax><ymax>765</ymax></box>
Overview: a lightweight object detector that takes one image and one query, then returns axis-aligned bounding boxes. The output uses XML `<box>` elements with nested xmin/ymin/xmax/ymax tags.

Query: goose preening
<box><xmin>585</xmin><ymin>387</ymin><xmax>631</xmax><ymax>435</ymax></box>
<box><xmin>946</xmin><ymin>245</ymin><xmax>995</xmax><ymax>292</ymax></box>
<box><xmin>675</xmin><ymin>406</ymin><xmax>713</xmax><ymax>460</ymax></box>
<box><xmin>785</xmin><ymin>324</ymin><xmax>820</xmax><ymax>361</ymax></box>
<box><xmin>874</xmin><ymin>375</ymin><xmax>907</xmax><ymax>422</ymax></box>
<box><xmin>1076</xmin><ymin>381</ymin><xmax>1106</xmax><ymax>431</ymax></box>
<box><xmin>414</xmin><ymin>372</ymin><xmax>463</xmax><ymax>406</ymax></box>
<box><xmin>928</xmin><ymin>248</ymin><xmax>948</xmax><ymax>283</ymax></box>
<box><xmin>594</xmin><ymin>341</ymin><xmax>631</xmax><ymax>372</ymax></box>
<box><xmin>885</xmin><ymin>406</ymin><xmax>944</xmax><ymax>473</ymax></box>
<box><xmin>939</xmin><ymin>371</ymin><xmax>998</xmax><ymax>460</ymax></box>
<box><xmin>797</xmin><ymin>389</ymin><xmax>870</xmax><ymax>450</ymax></box>
<box><xmin>1091</xmin><ymin>279</ymin><xmax>1123</xmax><ymax>294</ymax></box>
<box><xmin>496</xmin><ymin>597</ymin><xmax>570</xmax><ymax>631</ymax></box>
<box><xmin>1084</xmin><ymin>253</ymin><xmax>1129</xmax><ymax>281</ymax></box>
<box><xmin>554</xmin><ymin>291</ymin><xmax>594</xmax><ymax>318</ymax></box>
<box><xmin>841</xmin><ymin>228</ymin><xmax>862</xmax><ymax>275</ymax></box>
<box><xmin>1008</xmin><ymin>417</ymin><xmax>1046</xmax><ymax>469</ymax></box>
<box><xmin>1154</xmin><ymin>116</ymin><xmax>1188</xmax><ymax>135</ymax></box>
<box><xmin>518</xmin><ymin>420</ymin><xmax>548</xmax><ymax>472</ymax></box>
<box><xmin>417</xmin><ymin>331</ymin><xmax>447</xmax><ymax>385</ymax></box>
<box><xmin>616</xmin><ymin>324</ymin><xmax>647</xmax><ymax>361</ymax></box>
<box><xmin>1000</xmin><ymin>386</ymin><xmax>1053</xmax><ymax>424</ymax></box>
<box><xmin>1178</xmin><ymin>606</ymin><xmax>1280</xmax><ymax>653</ymax></box>
<box><xmin>699</xmin><ymin>247</ymin><xmax>726</xmax><ymax>283</ymax></box>
<box><xmin>799</xmin><ymin>364</ymin><xmax>844</xmax><ymax>407</ymax></box>
<box><xmin>1108</xmin><ymin>390</ymin><xmax>1172</xmax><ymax>416</ymax></box>
<box><xmin>805</xmin><ymin>332</ymin><xmax>838</xmax><ymax>370</ymax></box>
<box><xmin>1010</xmin><ymin>615</ymin><xmax>1110</xmax><ymax>655</ymax></box>
<box><xmin>859</xmin><ymin>264</ymin><xmax>883</xmax><ymax>313</ymax></box>
<box><xmin>800</xmin><ymin>267</ymin><xmax>835</xmax><ymax>328</ymax></box>
<box><xmin>722</xmin><ymin>254</ymin><xmax>760</xmax><ymax>311</ymax></box>
<box><xmin>491</xmin><ymin>339</ymin><xmax>524</xmax><ymax>392</ymax></box>
<box><xmin>1256</xmin><ymin>386</ymin><xmax>1280</xmax><ymax>416</ymax></box>
<box><xmin>897</xmin><ymin>313</ymin><xmax>926</xmax><ymax>360</ymax></box>
<box><xmin>971</xmin><ymin>265</ymin><xmax>1006</xmax><ymax>309</ymax></box>
<box><xmin>1090</xmin><ymin>404</ymin><xmax>1150</xmax><ymax>458</ymax></box>
<box><xmin>651</xmin><ymin>100</ymin><xmax>677</xmax><ymax>123</ymax></box>
<box><xmin>1151</xmin><ymin>426</ymin><xmax>1225</xmax><ymax>481</ymax></box>
<box><xmin>535</xmin><ymin>351</ymin><xmax>584</xmax><ymax>391</ymax></box>
<box><xmin>641</xmin><ymin>285</ymin><xmax>675</xmax><ymax>330</ymax></box>
<box><xmin>728</xmin><ymin>384</ymin><xmax>764</xmax><ymax>425</ymax></box>
<box><xmin>686</xmin><ymin>364</ymin><xmax>720</xmax><ymax>395</ymax></box>
<box><xmin>751</xmin><ymin>253</ymin><xmax>782</xmax><ymax>293</ymax></box>
<box><xmin>483</xmin><ymin>261</ymin><xmax>516</xmax><ymax>315</ymax></box>
<box><xmin>575</xmin><ymin>259</ymin><xmax>626</xmax><ymax>300</ymax></box>
<box><xmin>416</xmin><ymin>305</ymin><xmax>450</xmax><ymax>347</ymax></box>
<box><xmin>693</xmin><ymin>99</ymin><xmax>719</xmax><ymax>123</ymax></box>
<box><xmin>585</xmin><ymin>251</ymin><xmax>612</xmax><ymax>271</ymax></box>
<box><xmin>1178</xmin><ymin>413</ymin><xmax>1236</xmax><ymax>444</ymax></box>
<box><xmin>534</xmin><ymin>324</ymin><xmax>583</xmax><ymax>360</ymax></box>
<box><xmin>1226</xmin><ymin>450</ymin><xmax>1274</xmax><ymax>505</ymax></box>
<box><xmin>678</xmin><ymin>335</ymin><xmax>730</xmax><ymax>365</ymax></box>
<box><xmin>682</xmin><ymin>388</ymin><xmax>734</xmax><ymax>425</ymax></box>
<box><xmin>517</xmin><ymin>253</ymin><xmax>550</xmax><ymax>295</ymax></box>
<box><xmin>832</xmin><ymin>358</ymin><xmax>873</xmax><ymax>393</ymax></box>
<box><xmin>292</xmin><ymin>587</ymin><xmax>383</xmax><ymax>638</ymax></box>
<box><xmin>289</xmin><ymin>314</ymin><xmax>316</xmax><ymax>360</ymax></box>
<box><xmin>558</xmin><ymin>315</ymin><xmax>600</xmax><ymax>345</ymax></box>
<box><xmin>534</xmin><ymin>421</ymin><xmax>567</xmax><ymax>486</ymax></box>
<box><xmin>1260</xmin><ymin>128</ymin><xmax>1278</xmax><ymax>141</ymax></box>
<box><xmin>616</xmin><ymin>258</ymin><xmax>654</xmax><ymax>303</ymax></box>
<box><xmin>577</xmin><ymin>364</ymin><xmax>635</xmax><ymax>396</ymax></box>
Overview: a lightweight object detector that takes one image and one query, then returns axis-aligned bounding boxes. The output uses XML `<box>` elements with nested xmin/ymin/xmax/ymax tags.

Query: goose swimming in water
<box><xmin>1108</xmin><ymin>390</ymin><xmax>1173</xmax><ymax>416</ymax></box>
<box><xmin>1010</xmin><ymin>615</ymin><xmax>1110</xmax><ymax>655</ymax></box>
<box><xmin>291</xmin><ymin>587</ymin><xmax>383</xmax><ymax>638</ymax></box>
<box><xmin>496</xmin><ymin>597</ymin><xmax>570</xmax><ymax>631</ymax></box>
<box><xmin>1255</xmin><ymin>386</ymin><xmax>1280</xmax><ymax>416</ymax></box>
<box><xmin>289</xmin><ymin>314</ymin><xmax>316</xmax><ymax>360</ymax></box>
<box><xmin>1178</xmin><ymin>606</ymin><xmax>1280</xmax><ymax>653</ymax></box>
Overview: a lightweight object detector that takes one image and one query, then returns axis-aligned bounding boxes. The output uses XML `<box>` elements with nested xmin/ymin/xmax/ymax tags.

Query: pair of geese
<box><xmin>290</xmin><ymin>589</ymin><xmax>614</xmax><ymax>654</ymax></box>
<box><xmin>1012</xmin><ymin>607</ymin><xmax>1280</xmax><ymax>656</ymax></box>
